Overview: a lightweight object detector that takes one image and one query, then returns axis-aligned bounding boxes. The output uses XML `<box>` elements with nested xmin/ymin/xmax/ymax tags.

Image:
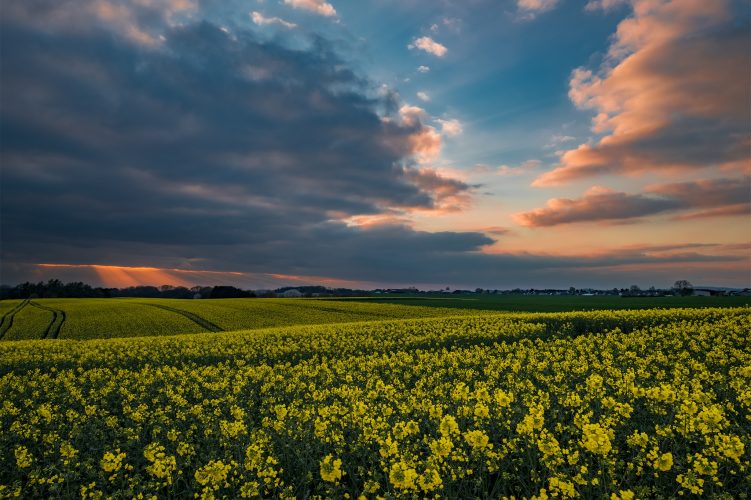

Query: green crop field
<box><xmin>326</xmin><ymin>293</ymin><xmax>750</xmax><ymax>312</ymax></box>
<box><xmin>2</xmin><ymin>295</ymin><xmax>747</xmax><ymax>341</ymax></box>
<box><xmin>0</xmin><ymin>306</ymin><xmax>749</xmax><ymax>498</ymax></box>
<box><xmin>2</xmin><ymin>303</ymin><xmax>53</xmax><ymax>341</ymax></box>
<box><xmin>0</xmin><ymin>298</ymin><xmax>486</xmax><ymax>341</ymax></box>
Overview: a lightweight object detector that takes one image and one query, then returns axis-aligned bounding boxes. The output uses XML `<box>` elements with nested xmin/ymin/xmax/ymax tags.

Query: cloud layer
<box><xmin>516</xmin><ymin>177</ymin><xmax>750</xmax><ymax>226</ymax></box>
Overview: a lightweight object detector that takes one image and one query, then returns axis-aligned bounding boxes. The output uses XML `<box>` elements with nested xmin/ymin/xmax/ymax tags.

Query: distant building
<box><xmin>281</xmin><ymin>289</ymin><xmax>303</xmax><ymax>298</ymax></box>
<box><xmin>692</xmin><ymin>288</ymin><xmax>712</xmax><ymax>297</ymax></box>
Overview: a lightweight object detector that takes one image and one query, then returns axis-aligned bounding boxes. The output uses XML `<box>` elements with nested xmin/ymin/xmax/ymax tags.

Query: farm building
<box><xmin>281</xmin><ymin>289</ymin><xmax>303</xmax><ymax>298</ymax></box>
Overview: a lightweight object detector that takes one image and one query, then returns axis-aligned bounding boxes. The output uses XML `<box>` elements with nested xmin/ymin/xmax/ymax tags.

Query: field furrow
<box><xmin>2</xmin><ymin>303</ymin><xmax>52</xmax><ymax>341</ymax></box>
<box><xmin>0</xmin><ymin>299</ymin><xmax>29</xmax><ymax>340</ymax></box>
<box><xmin>29</xmin><ymin>302</ymin><xmax>66</xmax><ymax>339</ymax></box>
<box><xmin>141</xmin><ymin>303</ymin><xmax>224</xmax><ymax>332</ymax></box>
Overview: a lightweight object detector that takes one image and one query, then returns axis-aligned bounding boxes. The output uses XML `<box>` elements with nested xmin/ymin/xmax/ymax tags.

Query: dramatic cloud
<box><xmin>534</xmin><ymin>0</ymin><xmax>751</xmax><ymax>186</ymax></box>
<box><xmin>283</xmin><ymin>0</ymin><xmax>336</xmax><ymax>17</ymax></box>
<box><xmin>408</xmin><ymin>36</ymin><xmax>448</xmax><ymax>57</ymax></box>
<box><xmin>0</xmin><ymin>15</ymin><xmax>477</xmax><ymax>279</ymax></box>
<box><xmin>2</xmin><ymin>0</ymin><xmax>747</xmax><ymax>290</ymax></box>
<box><xmin>251</xmin><ymin>11</ymin><xmax>297</xmax><ymax>29</ymax></box>
<box><xmin>516</xmin><ymin>177</ymin><xmax>750</xmax><ymax>226</ymax></box>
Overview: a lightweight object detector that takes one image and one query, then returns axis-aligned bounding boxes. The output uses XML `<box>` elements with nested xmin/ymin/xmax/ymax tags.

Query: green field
<box><xmin>2</xmin><ymin>295</ymin><xmax>746</xmax><ymax>341</ymax></box>
<box><xmin>329</xmin><ymin>293</ymin><xmax>749</xmax><ymax>312</ymax></box>
<box><xmin>0</xmin><ymin>298</ymin><xmax>486</xmax><ymax>340</ymax></box>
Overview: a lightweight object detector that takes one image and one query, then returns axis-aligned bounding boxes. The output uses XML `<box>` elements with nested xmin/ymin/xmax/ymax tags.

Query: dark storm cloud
<box><xmin>0</xmin><ymin>19</ymin><xmax>474</xmax><ymax>264</ymax></box>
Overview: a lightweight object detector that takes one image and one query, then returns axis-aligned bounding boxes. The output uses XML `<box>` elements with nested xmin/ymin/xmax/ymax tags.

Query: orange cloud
<box><xmin>517</xmin><ymin>0</ymin><xmax>560</xmax><ymax>19</ymax></box>
<box><xmin>408</xmin><ymin>37</ymin><xmax>448</xmax><ymax>57</ymax></box>
<box><xmin>534</xmin><ymin>0</ymin><xmax>751</xmax><ymax>186</ymax></box>
<box><xmin>395</xmin><ymin>105</ymin><xmax>443</xmax><ymax>163</ymax></box>
<box><xmin>283</xmin><ymin>0</ymin><xmax>336</xmax><ymax>17</ymax></box>
<box><xmin>435</xmin><ymin>118</ymin><xmax>463</xmax><ymax>137</ymax></box>
<box><xmin>514</xmin><ymin>186</ymin><xmax>679</xmax><ymax>227</ymax></box>
<box><xmin>518</xmin><ymin>176</ymin><xmax>750</xmax><ymax>227</ymax></box>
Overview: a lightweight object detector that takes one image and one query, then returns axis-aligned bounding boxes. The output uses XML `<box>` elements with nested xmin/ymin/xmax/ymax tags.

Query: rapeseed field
<box><xmin>0</xmin><ymin>307</ymin><xmax>749</xmax><ymax>498</ymax></box>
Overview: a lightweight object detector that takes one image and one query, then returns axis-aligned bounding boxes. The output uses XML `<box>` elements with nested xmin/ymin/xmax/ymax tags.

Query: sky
<box><xmin>1</xmin><ymin>0</ymin><xmax>749</xmax><ymax>290</ymax></box>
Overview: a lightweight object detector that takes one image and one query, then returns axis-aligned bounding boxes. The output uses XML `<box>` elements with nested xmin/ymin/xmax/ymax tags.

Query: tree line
<box><xmin>0</xmin><ymin>280</ymin><xmax>255</xmax><ymax>300</ymax></box>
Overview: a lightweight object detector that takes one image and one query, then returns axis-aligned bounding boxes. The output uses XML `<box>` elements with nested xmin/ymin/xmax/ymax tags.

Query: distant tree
<box><xmin>209</xmin><ymin>286</ymin><xmax>252</xmax><ymax>299</ymax></box>
<box><xmin>673</xmin><ymin>280</ymin><xmax>694</xmax><ymax>296</ymax></box>
<box><xmin>629</xmin><ymin>285</ymin><xmax>641</xmax><ymax>294</ymax></box>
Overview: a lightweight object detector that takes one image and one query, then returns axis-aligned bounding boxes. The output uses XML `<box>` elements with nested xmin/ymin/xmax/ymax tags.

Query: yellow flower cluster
<box><xmin>0</xmin><ymin>306</ymin><xmax>748</xmax><ymax>498</ymax></box>
<box><xmin>319</xmin><ymin>455</ymin><xmax>343</xmax><ymax>483</ymax></box>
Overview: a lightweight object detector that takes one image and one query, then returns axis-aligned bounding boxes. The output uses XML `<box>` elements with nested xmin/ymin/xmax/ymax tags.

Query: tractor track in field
<box><xmin>142</xmin><ymin>303</ymin><xmax>224</xmax><ymax>332</ymax></box>
<box><xmin>0</xmin><ymin>299</ymin><xmax>30</xmax><ymax>340</ymax></box>
<box><xmin>30</xmin><ymin>301</ymin><xmax>66</xmax><ymax>339</ymax></box>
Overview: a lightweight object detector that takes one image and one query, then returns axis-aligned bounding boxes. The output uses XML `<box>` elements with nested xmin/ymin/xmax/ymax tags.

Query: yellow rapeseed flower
<box><xmin>389</xmin><ymin>462</ymin><xmax>418</xmax><ymax>490</ymax></box>
<box><xmin>100</xmin><ymin>449</ymin><xmax>126</xmax><ymax>473</ymax></box>
<box><xmin>319</xmin><ymin>455</ymin><xmax>343</xmax><ymax>483</ymax></box>
<box><xmin>581</xmin><ymin>423</ymin><xmax>612</xmax><ymax>456</ymax></box>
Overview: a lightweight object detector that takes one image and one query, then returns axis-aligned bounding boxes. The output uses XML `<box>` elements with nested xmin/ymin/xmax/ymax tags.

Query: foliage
<box><xmin>673</xmin><ymin>281</ymin><xmax>695</xmax><ymax>296</ymax></box>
